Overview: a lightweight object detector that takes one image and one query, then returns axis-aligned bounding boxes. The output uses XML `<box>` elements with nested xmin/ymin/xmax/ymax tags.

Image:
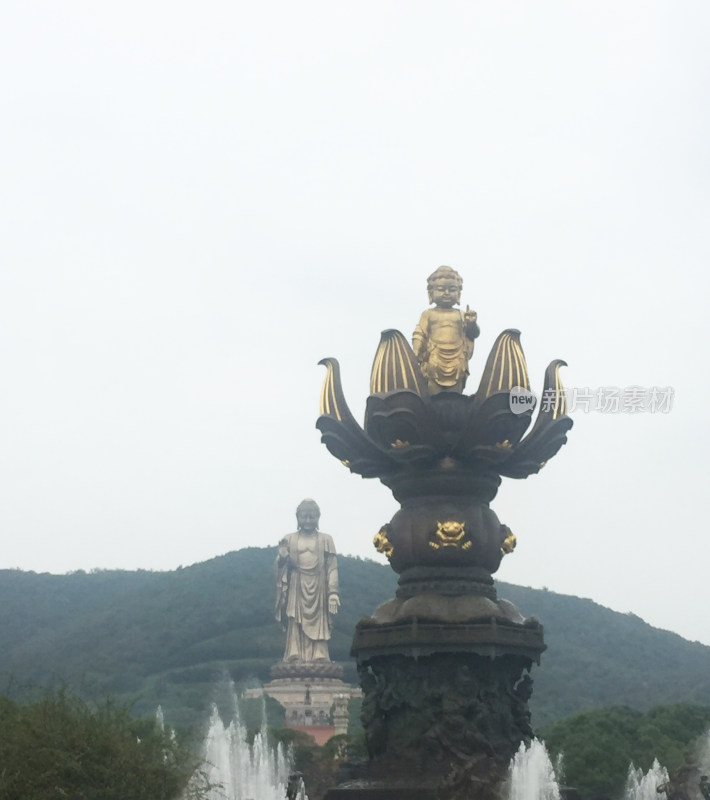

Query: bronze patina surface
<box><xmin>318</xmin><ymin>268</ymin><xmax>573</xmax><ymax>800</ymax></box>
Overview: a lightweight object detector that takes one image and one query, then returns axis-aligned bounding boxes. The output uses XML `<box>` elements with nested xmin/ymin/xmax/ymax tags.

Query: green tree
<box><xmin>539</xmin><ymin>704</ymin><xmax>710</xmax><ymax>797</ymax></box>
<box><xmin>0</xmin><ymin>689</ymin><xmax>207</xmax><ymax>800</ymax></box>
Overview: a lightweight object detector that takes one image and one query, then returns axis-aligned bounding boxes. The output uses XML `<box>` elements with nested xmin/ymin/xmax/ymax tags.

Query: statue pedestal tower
<box><xmin>316</xmin><ymin>268</ymin><xmax>573</xmax><ymax>800</ymax></box>
<box><xmin>256</xmin><ymin>660</ymin><xmax>360</xmax><ymax>743</ymax></box>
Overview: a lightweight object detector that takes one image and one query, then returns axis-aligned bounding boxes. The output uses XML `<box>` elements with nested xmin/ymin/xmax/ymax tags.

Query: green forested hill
<box><xmin>2</xmin><ymin>548</ymin><xmax>709</xmax><ymax>731</ymax></box>
<box><xmin>496</xmin><ymin>582</ymin><xmax>710</xmax><ymax>724</ymax></box>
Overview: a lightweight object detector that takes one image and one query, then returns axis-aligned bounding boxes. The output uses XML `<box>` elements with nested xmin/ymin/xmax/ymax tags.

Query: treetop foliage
<box><xmin>539</xmin><ymin>703</ymin><xmax>710</xmax><ymax>797</ymax></box>
<box><xmin>0</xmin><ymin>688</ymin><xmax>207</xmax><ymax>800</ymax></box>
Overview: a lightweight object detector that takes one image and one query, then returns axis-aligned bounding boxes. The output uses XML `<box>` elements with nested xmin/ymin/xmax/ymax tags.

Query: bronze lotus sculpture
<box><xmin>317</xmin><ymin>267</ymin><xmax>573</xmax><ymax>800</ymax></box>
<box><xmin>317</xmin><ymin>268</ymin><xmax>571</xmax><ymax>580</ymax></box>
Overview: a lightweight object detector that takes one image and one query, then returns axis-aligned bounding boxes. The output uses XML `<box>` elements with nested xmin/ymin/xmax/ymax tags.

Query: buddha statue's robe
<box><xmin>413</xmin><ymin>307</ymin><xmax>475</xmax><ymax>389</ymax></box>
<box><xmin>275</xmin><ymin>531</ymin><xmax>339</xmax><ymax>662</ymax></box>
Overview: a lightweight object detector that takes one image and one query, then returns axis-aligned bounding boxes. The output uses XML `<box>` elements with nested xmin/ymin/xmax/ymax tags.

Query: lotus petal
<box><xmin>472</xmin><ymin>329</ymin><xmax>530</xmax><ymax>407</ymax></box>
<box><xmin>453</xmin><ymin>393</ymin><xmax>533</xmax><ymax>460</ymax></box>
<box><xmin>370</xmin><ymin>329</ymin><xmax>429</xmax><ymax>396</ymax></box>
<box><xmin>365</xmin><ymin>390</ymin><xmax>439</xmax><ymax>455</ymax></box>
<box><xmin>317</xmin><ymin>358</ymin><xmax>392</xmax><ymax>477</ymax></box>
<box><xmin>319</xmin><ymin>357</ymin><xmax>360</xmax><ymax>428</ymax></box>
<box><xmin>498</xmin><ymin>360</ymin><xmax>573</xmax><ymax>478</ymax></box>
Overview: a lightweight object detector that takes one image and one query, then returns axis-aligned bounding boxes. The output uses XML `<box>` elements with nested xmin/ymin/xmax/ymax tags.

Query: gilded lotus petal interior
<box><xmin>552</xmin><ymin>360</ymin><xmax>568</xmax><ymax>420</ymax></box>
<box><xmin>474</xmin><ymin>329</ymin><xmax>530</xmax><ymax>406</ymax></box>
<box><xmin>370</xmin><ymin>329</ymin><xmax>429</xmax><ymax>396</ymax></box>
<box><xmin>319</xmin><ymin>359</ymin><xmax>342</xmax><ymax>421</ymax></box>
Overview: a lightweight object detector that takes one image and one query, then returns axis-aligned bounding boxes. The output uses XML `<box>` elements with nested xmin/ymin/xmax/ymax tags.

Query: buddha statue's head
<box><xmin>427</xmin><ymin>265</ymin><xmax>463</xmax><ymax>308</ymax></box>
<box><xmin>296</xmin><ymin>498</ymin><xmax>320</xmax><ymax>533</ymax></box>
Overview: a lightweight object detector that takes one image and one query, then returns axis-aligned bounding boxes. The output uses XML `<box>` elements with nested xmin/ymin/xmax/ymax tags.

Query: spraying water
<box><xmin>696</xmin><ymin>729</ymin><xmax>710</xmax><ymax>778</ymax></box>
<box><xmin>625</xmin><ymin>760</ymin><xmax>669</xmax><ymax>800</ymax></box>
<box><xmin>198</xmin><ymin>700</ymin><xmax>293</xmax><ymax>800</ymax></box>
<box><xmin>508</xmin><ymin>739</ymin><xmax>561</xmax><ymax>800</ymax></box>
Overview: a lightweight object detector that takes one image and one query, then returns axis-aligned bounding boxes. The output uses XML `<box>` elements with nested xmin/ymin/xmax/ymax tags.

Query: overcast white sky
<box><xmin>2</xmin><ymin>2</ymin><xmax>709</xmax><ymax>645</ymax></box>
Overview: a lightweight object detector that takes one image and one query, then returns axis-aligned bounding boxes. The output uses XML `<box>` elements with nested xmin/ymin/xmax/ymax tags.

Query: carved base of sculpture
<box><xmin>354</xmin><ymin>652</ymin><xmax>536</xmax><ymax>799</ymax></box>
<box><xmin>324</xmin><ymin>575</ymin><xmax>544</xmax><ymax>800</ymax></box>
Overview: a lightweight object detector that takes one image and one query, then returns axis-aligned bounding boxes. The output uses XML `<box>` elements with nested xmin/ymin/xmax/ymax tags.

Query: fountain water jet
<box><xmin>199</xmin><ymin>699</ymin><xmax>294</xmax><ymax>800</ymax></box>
<box><xmin>694</xmin><ymin>729</ymin><xmax>710</xmax><ymax>778</ymax></box>
<box><xmin>508</xmin><ymin>739</ymin><xmax>561</xmax><ymax>800</ymax></box>
<box><xmin>625</xmin><ymin>760</ymin><xmax>670</xmax><ymax>800</ymax></box>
